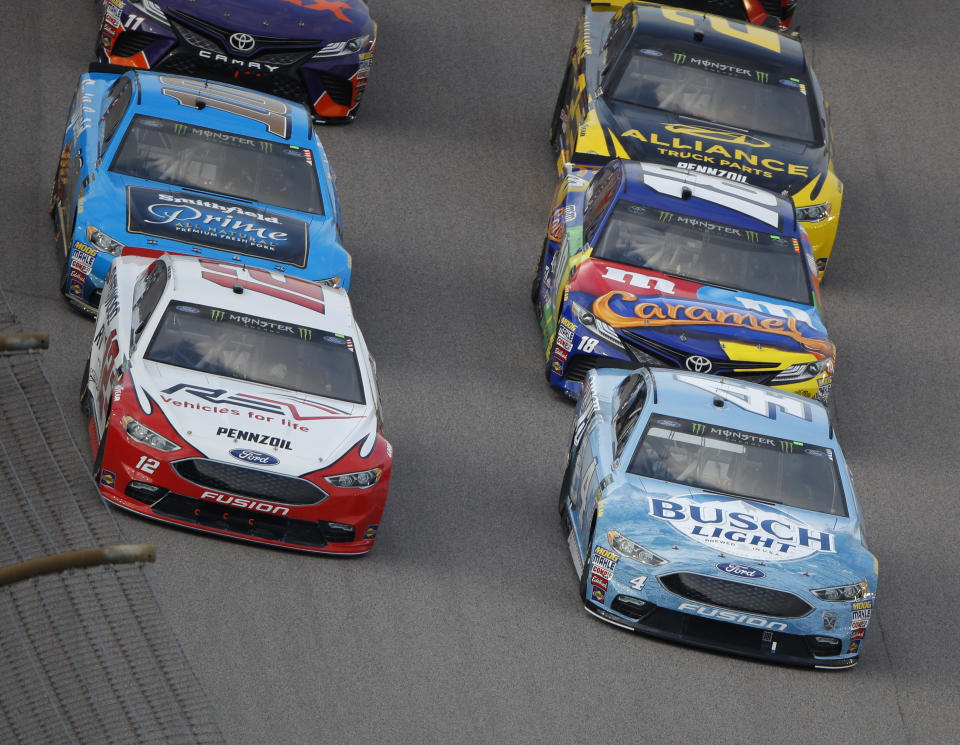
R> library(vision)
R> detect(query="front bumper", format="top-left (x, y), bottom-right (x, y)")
top-left (584, 596), bottom-right (858, 669)
top-left (544, 337), bottom-right (831, 403)
top-left (91, 418), bottom-right (387, 556)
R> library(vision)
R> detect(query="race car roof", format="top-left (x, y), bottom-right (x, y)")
top-left (629, 2), bottom-right (807, 72)
top-left (618, 160), bottom-right (798, 233)
top-left (121, 71), bottom-right (317, 144)
top-left (645, 367), bottom-right (833, 445)
top-left (164, 255), bottom-right (358, 335)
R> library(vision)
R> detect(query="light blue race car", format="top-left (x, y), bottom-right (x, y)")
top-left (51, 66), bottom-right (349, 316)
top-left (560, 367), bottom-right (878, 669)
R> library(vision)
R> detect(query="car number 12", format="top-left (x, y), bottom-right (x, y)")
top-left (135, 456), bottom-right (160, 474)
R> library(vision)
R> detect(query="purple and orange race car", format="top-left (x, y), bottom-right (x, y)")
top-left (96, 0), bottom-right (376, 122)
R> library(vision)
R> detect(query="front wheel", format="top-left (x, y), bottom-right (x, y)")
top-left (531, 239), bottom-right (548, 306)
top-left (578, 516), bottom-right (597, 602)
top-left (79, 356), bottom-right (93, 419)
top-left (558, 453), bottom-right (573, 516)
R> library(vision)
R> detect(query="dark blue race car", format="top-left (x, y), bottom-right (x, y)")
top-left (51, 68), bottom-right (349, 315)
top-left (533, 160), bottom-right (835, 402)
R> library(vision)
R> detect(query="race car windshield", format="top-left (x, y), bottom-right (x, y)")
top-left (593, 202), bottom-right (811, 304)
top-left (144, 302), bottom-right (364, 404)
top-left (628, 416), bottom-right (847, 517)
top-left (606, 48), bottom-right (818, 143)
top-left (111, 116), bottom-right (324, 214)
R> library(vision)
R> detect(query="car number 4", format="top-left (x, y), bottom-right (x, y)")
top-left (135, 456), bottom-right (160, 474)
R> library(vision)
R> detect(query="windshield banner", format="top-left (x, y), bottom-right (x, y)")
top-left (126, 186), bottom-right (308, 267)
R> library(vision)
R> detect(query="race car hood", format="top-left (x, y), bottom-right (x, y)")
top-left (569, 258), bottom-right (833, 360)
top-left (82, 172), bottom-right (347, 281)
top-left (132, 360), bottom-right (373, 476)
top-left (159, 0), bottom-right (373, 40)
top-left (596, 99), bottom-right (825, 198)
top-left (601, 480), bottom-right (874, 589)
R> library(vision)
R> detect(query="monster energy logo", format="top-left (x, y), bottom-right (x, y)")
top-left (174, 123), bottom-right (188, 135)
top-left (780, 441), bottom-right (794, 453)
top-left (298, 327), bottom-right (312, 340)
top-left (756, 71), bottom-right (769, 83)
top-left (744, 230), bottom-right (759, 242)
top-left (692, 423), bottom-right (706, 435)
top-left (658, 211), bottom-right (674, 223)
top-left (211, 309), bottom-right (225, 321)
top-left (259, 141), bottom-right (273, 152)
top-left (673, 53), bottom-right (687, 64)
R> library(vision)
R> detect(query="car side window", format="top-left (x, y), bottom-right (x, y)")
top-left (583, 164), bottom-right (621, 245)
top-left (603, 8), bottom-right (634, 73)
top-left (131, 260), bottom-right (168, 345)
top-left (614, 375), bottom-right (647, 460)
top-left (102, 76), bottom-right (133, 149)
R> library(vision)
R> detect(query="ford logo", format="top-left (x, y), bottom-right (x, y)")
top-left (717, 562), bottom-right (765, 579)
top-left (229, 449), bottom-right (279, 466)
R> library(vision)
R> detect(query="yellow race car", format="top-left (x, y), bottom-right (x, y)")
top-left (550, 2), bottom-right (842, 275)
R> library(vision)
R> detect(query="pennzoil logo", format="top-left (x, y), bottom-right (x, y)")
top-left (664, 124), bottom-right (770, 148)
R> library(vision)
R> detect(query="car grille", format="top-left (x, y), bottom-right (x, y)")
top-left (153, 53), bottom-right (307, 101)
top-left (660, 572), bottom-right (813, 618)
top-left (758, 0), bottom-right (787, 19)
top-left (170, 19), bottom-right (315, 66)
top-left (147, 491), bottom-right (354, 547)
top-left (313, 71), bottom-right (353, 106)
top-left (172, 458), bottom-right (327, 506)
top-left (562, 354), bottom-right (640, 383)
top-left (656, 0), bottom-right (748, 20)
top-left (111, 31), bottom-right (158, 58)
top-left (620, 331), bottom-right (781, 383)
top-left (169, 19), bottom-right (220, 52)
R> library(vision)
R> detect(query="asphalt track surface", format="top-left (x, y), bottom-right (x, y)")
top-left (2, 2), bottom-right (958, 744)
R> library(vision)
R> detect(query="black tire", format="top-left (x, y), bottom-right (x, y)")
top-left (531, 239), bottom-right (548, 306)
top-left (578, 515), bottom-right (597, 603)
top-left (549, 62), bottom-right (574, 150)
top-left (79, 356), bottom-right (92, 418)
top-left (558, 453), bottom-right (573, 516)
top-left (92, 415), bottom-right (109, 479)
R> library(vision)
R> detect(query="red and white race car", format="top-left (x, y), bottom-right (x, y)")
top-left (82, 254), bottom-right (392, 555)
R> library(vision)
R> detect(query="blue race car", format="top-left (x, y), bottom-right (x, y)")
top-left (560, 367), bottom-right (878, 669)
top-left (51, 67), bottom-right (349, 316)
top-left (533, 160), bottom-right (834, 402)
